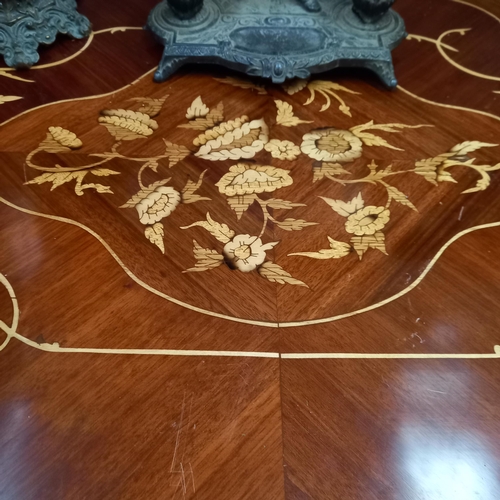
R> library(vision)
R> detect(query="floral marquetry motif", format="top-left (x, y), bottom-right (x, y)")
top-left (216, 164), bottom-right (293, 197)
top-left (3, 71), bottom-right (500, 324)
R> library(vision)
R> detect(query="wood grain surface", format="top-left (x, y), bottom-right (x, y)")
top-left (1, 0), bottom-right (500, 498)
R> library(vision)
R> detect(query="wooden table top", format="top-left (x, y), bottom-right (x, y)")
top-left (1, 0), bottom-right (500, 498)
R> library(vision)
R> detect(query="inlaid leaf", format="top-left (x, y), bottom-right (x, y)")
top-left (355, 132), bottom-right (403, 150)
top-left (214, 77), bottom-right (267, 95)
top-left (462, 177), bottom-right (490, 194)
top-left (265, 199), bottom-right (306, 210)
top-left (350, 121), bottom-right (431, 151)
top-left (181, 170), bottom-right (211, 204)
top-left (90, 168), bottom-right (121, 177)
top-left (351, 232), bottom-right (387, 260)
top-left (275, 100), bottom-right (312, 127)
top-left (0, 95), bottom-right (22, 105)
top-left (163, 140), bottom-right (190, 167)
top-left (39, 126), bottom-right (83, 152)
top-left (184, 240), bottom-right (224, 272)
top-left (186, 96), bottom-right (210, 119)
top-left (227, 194), bottom-right (257, 220)
top-left (25, 171), bottom-right (85, 190)
top-left (384, 183), bottom-right (417, 211)
top-left (367, 160), bottom-right (393, 178)
top-left (129, 95), bottom-right (169, 117)
top-left (289, 237), bottom-right (351, 260)
top-left (74, 183), bottom-right (114, 196)
top-left (99, 109), bottom-right (158, 141)
top-left (461, 163), bottom-right (500, 194)
top-left (313, 163), bottom-right (350, 183)
top-left (258, 262), bottom-right (308, 287)
top-left (275, 218), bottom-right (318, 231)
top-left (145, 223), bottom-right (165, 253)
top-left (414, 156), bottom-right (444, 185)
top-left (181, 212), bottom-right (235, 243)
top-left (179, 102), bottom-right (224, 130)
top-left (319, 193), bottom-right (364, 217)
top-left (26, 168), bottom-right (118, 196)
top-left (120, 178), bottom-right (171, 208)
top-left (282, 79), bottom-right (308, 95)
top-left (194, 117), bottom-right (269, 161)
top-left (451, 141), bottom-right (498, 156)
top-left (305, 81), bottom-right (360, 114)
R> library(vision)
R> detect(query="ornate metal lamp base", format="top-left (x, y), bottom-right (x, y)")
top-left (147, 0), bottom-right (406, 87)
top-left (0, 0), bottom-right (91, 68)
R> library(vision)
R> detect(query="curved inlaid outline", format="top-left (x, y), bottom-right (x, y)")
top-left (408, 28), bottom-right (500, 84)
top-left (452, 0), bottom-right (500, 24)
top-left (397, 84), bottom-right (500, 123)
top-left (1, 70), bottom-right (500, 327)
top-left (407, 2), bottom-right (500, 87)
top-left (2, 196), bottom-right (500, 329)
top-left (0, 67), bottom-right (156, 129)
top-left (0, 197), bottom-right (278, 328)
top-left (0, 27), bottom-right (144, 83)
top-left (2, 272), bottom-right (499, 360)
top-left (0, 274), bottom-right (277, 358)
top-left (435, 29), bottom-right (500, 82)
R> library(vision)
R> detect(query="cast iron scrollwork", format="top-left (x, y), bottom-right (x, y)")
top-left (0, 0), bottom-right (91, 68)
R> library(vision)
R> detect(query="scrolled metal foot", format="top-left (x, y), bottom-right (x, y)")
top-left (364, 59), bottom-right (398, 88)
top-left (154, 54), bottom-right (189, 82)
top-left (0, 0), bottom-right (91, 68)
top-left (147, 0), bottom-right (406, 87)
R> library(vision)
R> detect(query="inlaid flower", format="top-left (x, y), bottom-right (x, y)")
top-left (301, 128), bottom-right (363, 163)
top-left (344, 206), bottom-right (390, 236)
top-left (265, 140), bottom-right (301, 161)
top-left (223, 234), bottom-right (278, 272)
top-left (135, 186), bottom-right (181, 225)
top-left (216, 163), bottom-right (293, 197)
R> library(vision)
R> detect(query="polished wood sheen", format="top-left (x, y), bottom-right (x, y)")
top-left (1, 0), bottom-right (500, 498)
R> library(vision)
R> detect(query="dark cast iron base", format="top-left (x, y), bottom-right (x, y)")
top-left (146, 0), bottom-right (406, 88)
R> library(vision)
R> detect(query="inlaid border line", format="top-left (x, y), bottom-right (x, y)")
top-left (2, 266), bottom-right (499, 360)
top-left (0, 27), bottom-right (145, 83)
top-left (452, 0), bottom-right (500, 24)
top-left (0, 197), bottom-right (279, 328)
top-left (1, 196), bottom-right (500, 328)
top-left (0, 66), bottom-right (156, 129)
top-left (397, 85), bottom-right (500, 123)
top-left (282, 348), bottom-right (500, 359)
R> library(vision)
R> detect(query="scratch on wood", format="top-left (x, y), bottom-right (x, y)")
top-left (180, 462), bottom-right (187, 495)
top-left (189, 462), bottom-right (196, 493)
top-left (171, 391), bottom-right (187, 473)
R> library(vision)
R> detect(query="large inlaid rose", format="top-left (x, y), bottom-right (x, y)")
top-left (345, 206), bottom-right (390, 236)
top-left (301, 128), bottom-right (363, 163)
top-left (136, 186), bottom-right (181, 225)
top-left (216, 163), bottom-right (293, 197)
top-left (223, 234), bottom-right (278, 272)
